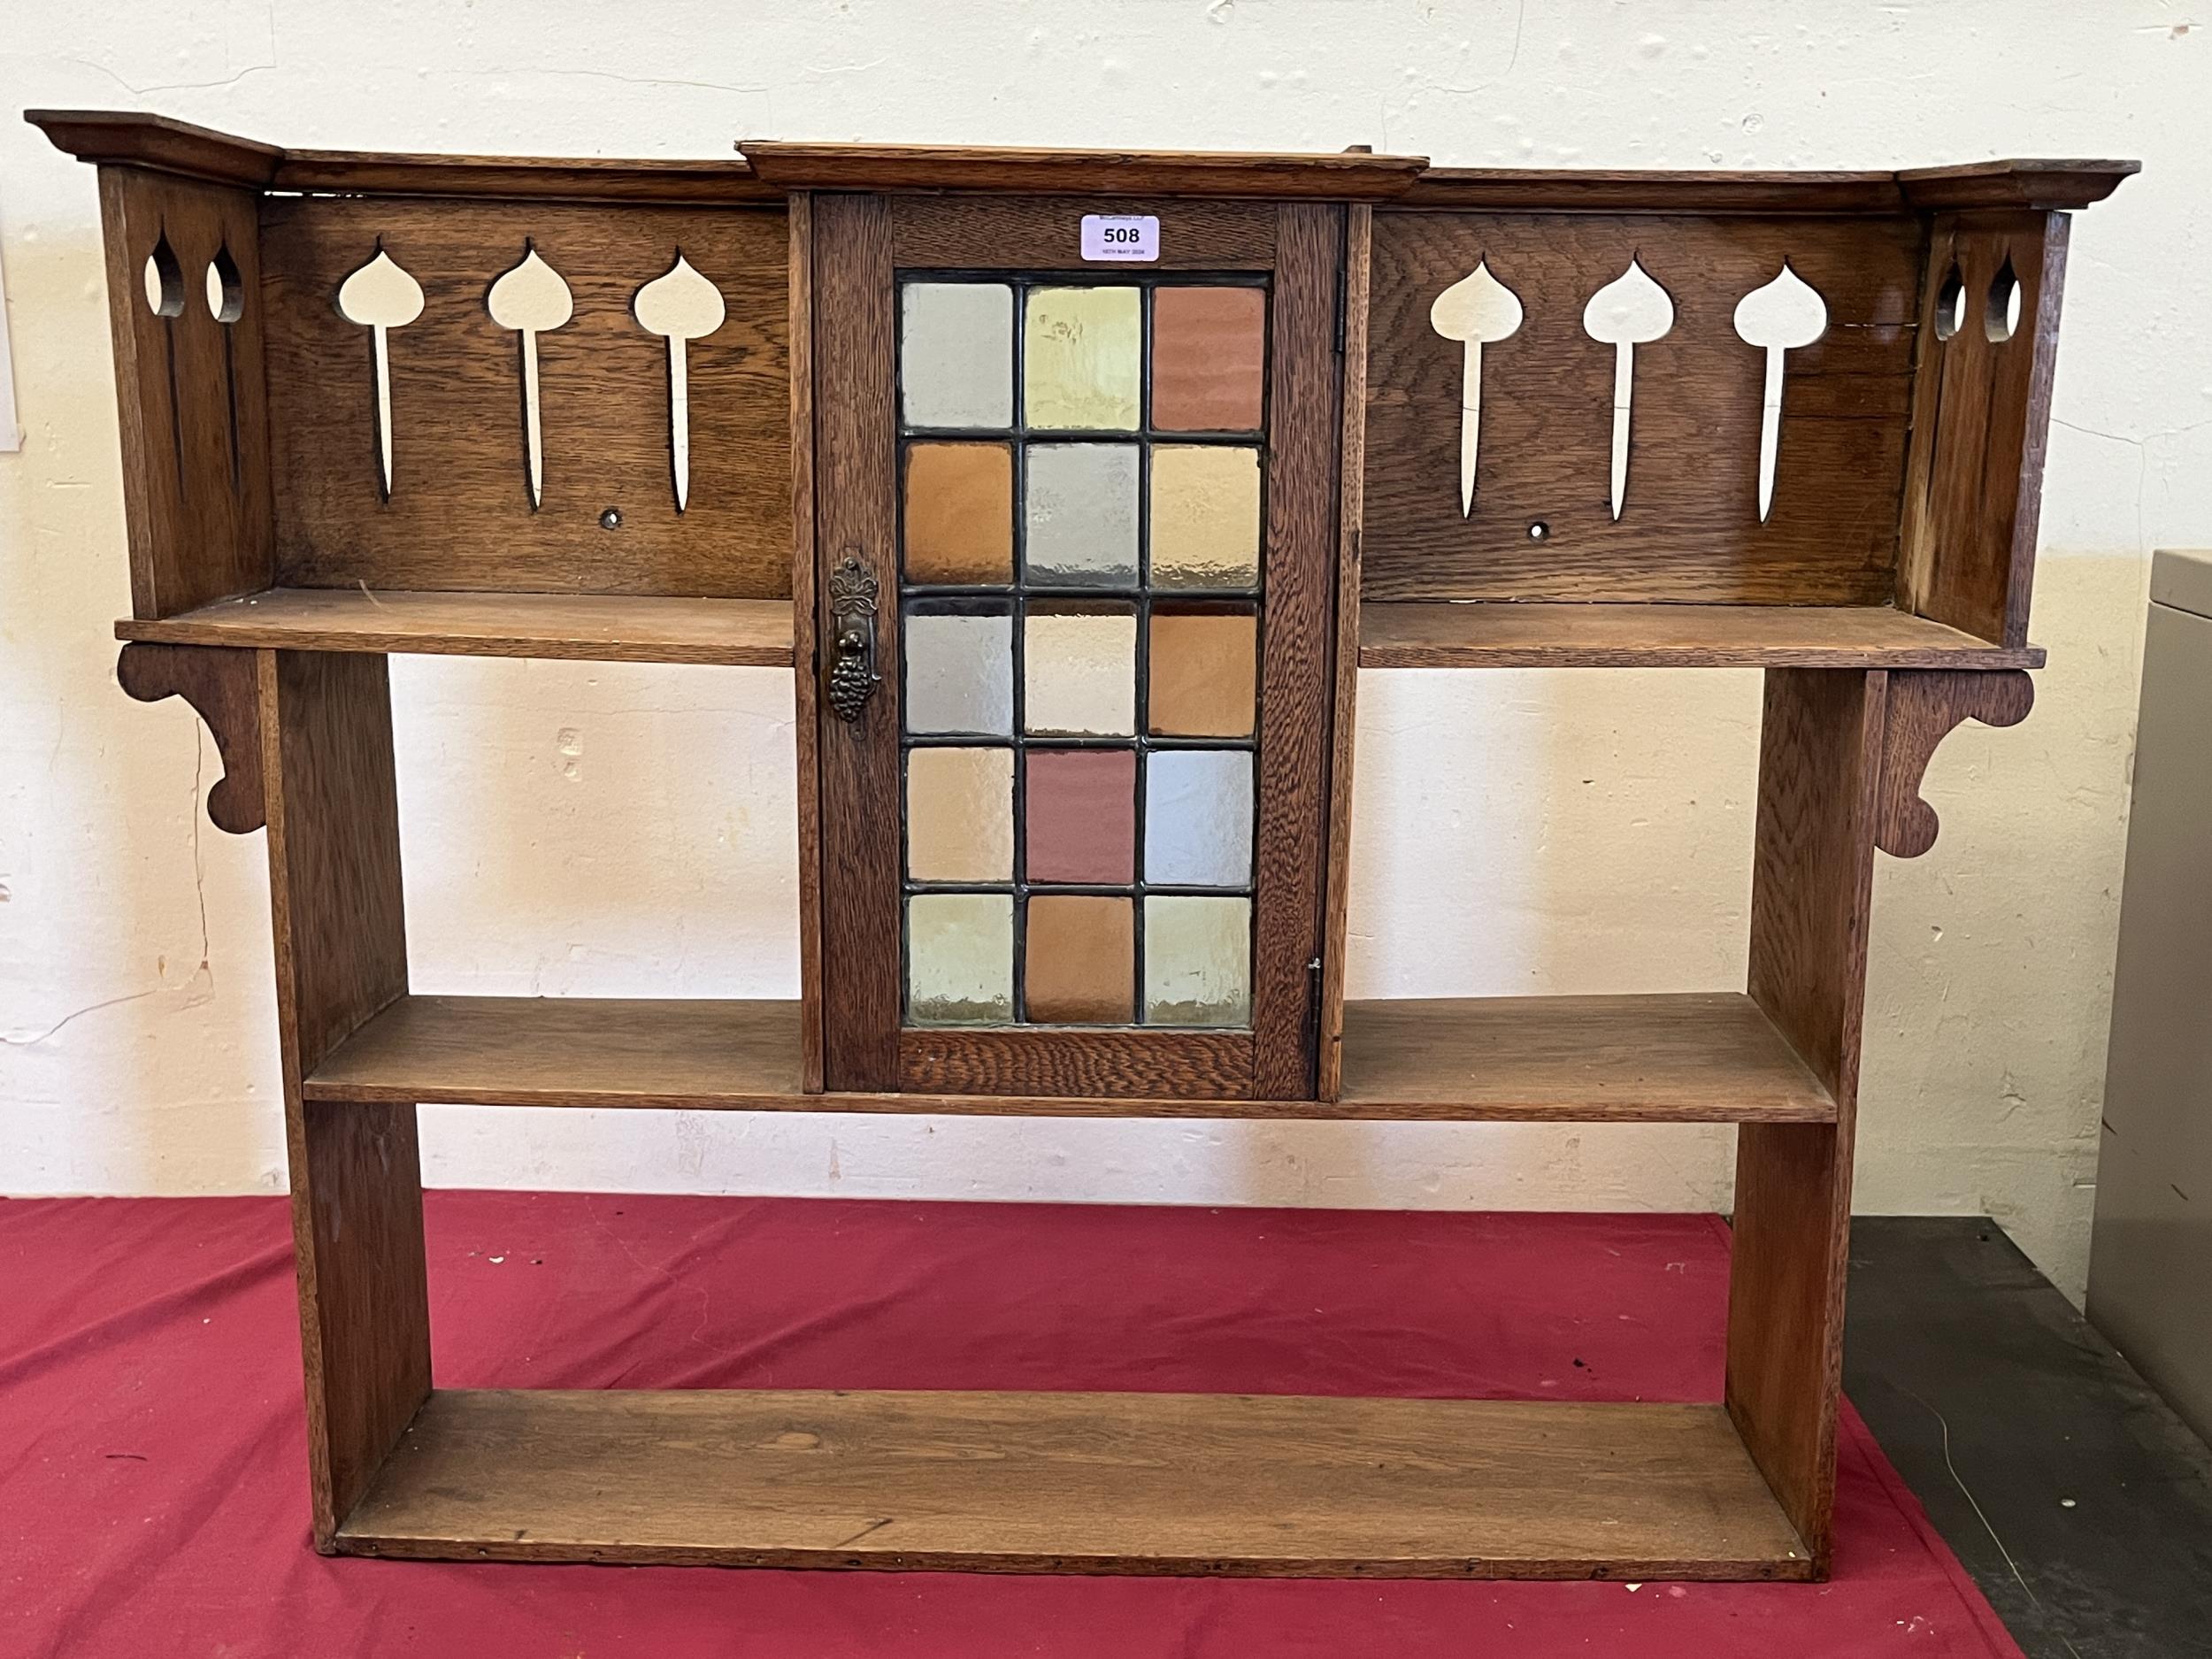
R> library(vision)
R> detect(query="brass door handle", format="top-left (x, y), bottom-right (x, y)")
top-left (826, 556), bottom-right (882, 722)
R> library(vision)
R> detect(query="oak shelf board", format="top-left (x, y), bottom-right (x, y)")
top-left (306, 992), bottom-right (1832, 1124)
top-left (115, 588), bottom-right (795, 666)
top-left (1359, 601), bottom-right (2047, 671)
top-left (1340, 994), bottom-right (1836, 1123)
top-left (334, 1387), bottom-right (1813, 1578)
top-left (305, 996), bottom-right (807, 1110)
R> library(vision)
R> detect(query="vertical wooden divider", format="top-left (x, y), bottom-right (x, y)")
top-left (1316, 204), bottom-right (1370, 1102)
top-left (259, 648), bottom-right (429, 1546)
top-left (1729, 666), bottom-right (1888, 1570)
top-left (787, 192), bottom-right (826, 1093)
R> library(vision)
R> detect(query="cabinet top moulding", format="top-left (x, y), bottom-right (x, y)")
top-left (1399, 157), bottom-right (2137, 213)
top-left (27, 108), bottom-right (782, 204)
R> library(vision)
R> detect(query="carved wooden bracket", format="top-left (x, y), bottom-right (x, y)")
top-left (1874, 668), bottom-right (2034, 858)
top-left (118, 642), bottom-right (265, 834)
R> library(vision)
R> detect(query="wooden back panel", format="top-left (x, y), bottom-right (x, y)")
top-left (96, 166), bottom-right (276, 616)
top-left (260, 196), bottom-right (792, 599)
top-left (1362, 211), bottom-right (1922, 605)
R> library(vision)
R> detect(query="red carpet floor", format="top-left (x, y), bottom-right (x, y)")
top-left (0, 1193), bottom-right (2021, 1657)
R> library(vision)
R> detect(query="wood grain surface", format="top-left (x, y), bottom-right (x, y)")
top-left (1358, 601), bottom-right (2046, 669)
top-left (337, 1388), bottom-right (1811, 1578)
top-left (890, 196), bottom-right (1277, 271)
top-left (116, 642), bottom-right (265, 832)
top-left (1873, 668), bottom-right (2036, 858)
top-left (300, 993), bottom-right (1839, 1124)
top-left (96, 166), bottom-right (274, 617)
top-left (1317, 204), bottom-right (1371, 1101)
top-left (741, 142), bottom-right (1426, 201)
top-left (1728, 666), bottom-right (1887, 1573)
top-left (1363, 211), bottom-right (1922, 603)
top-left (1897, 211), bottom-right (2070, 646)
top-left (260, 195), bottom-right (790, 598)
top-left (1340, 994), bottom-right (1834, 1122)
top-left (117, 587), bottom-right (795, 665)
top-left (259, 649), bottom-right (428, 1547)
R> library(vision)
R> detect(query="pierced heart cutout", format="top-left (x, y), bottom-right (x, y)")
top-left (1733, 263), bottom-right (1829, 522)
top-left (487, 247), bottom-right (575, 510)
top-left (336, 248), bottom-right (426, 501)
top-left (1582, 259), bottom-right (1675, 520)
top-left (1429, 260), bottom-right (1523, 517)
top-left (634, 255), bottom-right (726, 512)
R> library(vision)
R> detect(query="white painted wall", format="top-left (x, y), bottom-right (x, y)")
top-left (1, 3), bottom-right (2199, 1303)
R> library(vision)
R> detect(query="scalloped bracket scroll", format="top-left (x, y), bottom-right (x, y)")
top-left (1874, 668), bottom-right (2034, 859)
top-left (118, 643), bottom-right (265, 834)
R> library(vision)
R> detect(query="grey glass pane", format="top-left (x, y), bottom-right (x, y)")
top-left (905, 608), bottom-right (1013, 736)
top-left (908, 893), bottom-right (1014, 1025)
top-left (1143, 895), bottom-right (1251, 1026)
top-left (901, 282), bottom-right (1014, 429)
top-left (1143, 749), bottom-right (1253, 886)
top-left (1025, 443), bottom-right (1139, 587)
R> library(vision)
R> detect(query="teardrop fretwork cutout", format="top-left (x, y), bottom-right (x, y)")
top-left (335, 247), bottom-right (426, 501)
top-left (204, 247), bottom-right (244, 323)
top-left (1985, 257), bottom-right (2022, 342)
top-left (1932, 264), bottom-right (1966, 341)
top-left (1429, 260), bottom-right (1523, 518)
top-left (486, 246), bottom-right (575, 510)
top-left (1732, 263), bottom-right (1829, 523)
top-left (633, 254), bottom-right (726, 512)
top-left (142, 235), bottom-right (184, 318)
top-left (1582, 257), bottom-right (1675, 520)
top-left (205, 245), bottom-right (248, 494)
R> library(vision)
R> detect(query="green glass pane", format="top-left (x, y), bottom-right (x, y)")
top-left (1143, 895), bottom-right (1251, 1027)
top-left (908, 893), bottom-right (1014, 1025)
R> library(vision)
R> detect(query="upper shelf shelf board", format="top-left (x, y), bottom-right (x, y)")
top-left (28, 110), bottom-right (2134, 211)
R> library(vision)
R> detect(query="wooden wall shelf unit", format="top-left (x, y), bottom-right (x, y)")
top-left (35, 105), bottom-right (2131, 1582)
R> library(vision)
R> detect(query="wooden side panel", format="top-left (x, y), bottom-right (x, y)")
top-left (1363, 211), bottom-right (1921, 603)
top-left (811, 195), bottom-right (902, 1093)
top-left (1897, 211), bottom-right (2071, 647)
top-left (1730, 667), bottom-right (1886, 1571)
top-left (1317, 204), bottom-right (1370, 1102)
top-left (787, 193), bottom-right (826, 1093)
top-left (1248, 201), bottom-right (1344, 1099)
top-left (260, 649), bottom-right (429, 1545)
top-left (95, 165), bottom-right (274, 617)
top-left (259, 196), bottom-right (790, 598)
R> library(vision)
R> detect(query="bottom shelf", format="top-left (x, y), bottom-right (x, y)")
top-left (336, 1387), bottom-right (1812, 1578)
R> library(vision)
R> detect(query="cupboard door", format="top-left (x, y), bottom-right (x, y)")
top-left (813, 194), bottom-right (1340, 1100)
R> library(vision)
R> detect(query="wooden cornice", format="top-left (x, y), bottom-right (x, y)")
top-left (28, 110), bottom-right (2137, 215)
top-left (736, 140), bottom-right (1431, 200)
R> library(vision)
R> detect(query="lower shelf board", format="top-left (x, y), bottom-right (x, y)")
top-left (304, 991), bottom-right (1832, 1123)
top-left (335, 1388), bottom-right (1814, 1578)
top-left (116, 587), bottom-right (795, 666)
top-left (1359, 600), bottom-right (2046, 670)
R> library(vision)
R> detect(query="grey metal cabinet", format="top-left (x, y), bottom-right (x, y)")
top-left (2089, 548), bottom-right (2212, 1446)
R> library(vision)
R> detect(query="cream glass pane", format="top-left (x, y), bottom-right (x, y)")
top-left (1025, 443), bottom-right (1139, 586)
top-left (1024, 608), bottom-right (1136, 736)
top-left (1143, 895), bottom-right (1251, 1027)
top-left (908, 894), bottom-right (1014, 1025)
top-left (1150, 445), bottom-right (1261, 589)
top-left (1143, 749), bottom-right (1253, 887)
top-left (907, 747), bottom-right (1013, 882)
top-left (1025, 287), bottom-right (1141, 431)
top-left (904, 607), bottom-right (1013, 736)
top-left (902, 282), bottom-right (1014, 429)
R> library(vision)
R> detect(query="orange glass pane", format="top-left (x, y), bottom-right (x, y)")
top-left (1025, 895), bottom-right (1135, 1024)
top-left (1148, 610), bottom-right (1256, 737)
top-left (903, 442), bottom-right (1013, 584)
top-left (1151, 287), bottom-right (1265, 432)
